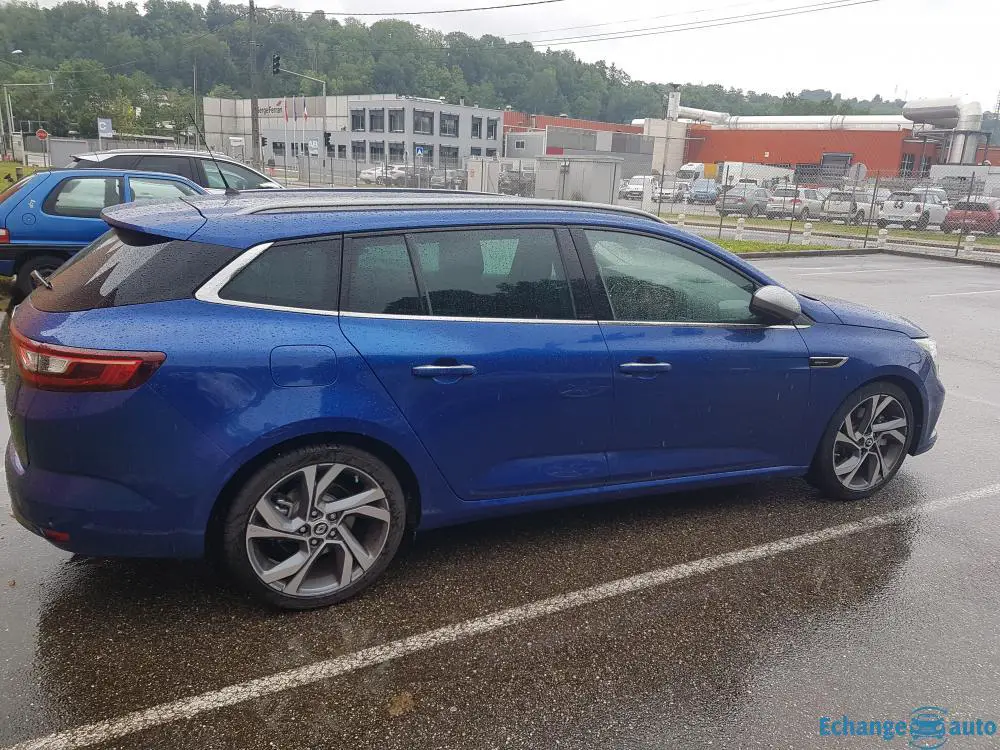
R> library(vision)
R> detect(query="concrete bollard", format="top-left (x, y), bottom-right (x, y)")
top-left (802, 222), bottom-right (813, 246)
top-left (963, 234), bottom-right (976, 253)
top-left (876, 228), bottom-right (888, 249)
top-left (735, 217), bottom-right (745, 241)
top-left (677, 213), bottom-right (685, 228)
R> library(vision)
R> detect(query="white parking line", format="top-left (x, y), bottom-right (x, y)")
top-left (949, 391), bottom-right (1000, 410)
top-left (796, 266), bottom-right (953, 276)
top-left (6, 481), bottom-right (1000, 750)
top-left (926, 288), bottom-right (1000, 298)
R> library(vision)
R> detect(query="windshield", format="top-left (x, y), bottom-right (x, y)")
top-left (677, 169), bottom-right (698, 179)
top-left (826, 192), bottom-right (853, 202)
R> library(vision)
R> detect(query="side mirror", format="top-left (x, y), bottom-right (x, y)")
top-left (750, 285), bottom-right (802, 323)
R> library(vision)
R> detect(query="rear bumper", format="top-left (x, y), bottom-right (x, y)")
top-left (7, 440), bottom-right (206, 558)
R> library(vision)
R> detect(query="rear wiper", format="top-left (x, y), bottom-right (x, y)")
top-left (30, 270), bottom-right (53, 290)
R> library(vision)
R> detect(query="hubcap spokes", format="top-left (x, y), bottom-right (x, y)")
top-left (245, 463), bottom-right (391, 597)
top-left (832, 395), bottom-right (908, 491)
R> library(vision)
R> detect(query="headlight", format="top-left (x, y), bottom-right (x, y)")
top-left (914, 337), bottom-right (938, 368)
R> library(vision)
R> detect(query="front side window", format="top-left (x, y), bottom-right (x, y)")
top-left (440, 113), bottom-right (459, 137)
top-left (43, 177), bottom-right (122, 218)
top-left (136, 155), bottom-right (194, 180)
top-left (129, 177), bottom-right (200, 202)
top-left (413, 110), bottom-right (434, 135)
top-left (220, 239), bottom-right (341, 311)
top-left (583, 229), bottom-right (758, 324)
top-left (409, 228), bottom-right (574, 320)
top-left (202, 161), bottom-right (272, 190)
top-left (342, 236), bottom-right (423, 316)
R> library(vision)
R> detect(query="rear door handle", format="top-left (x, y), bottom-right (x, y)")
top-left (619, 361), bottom-right (672, 374)
top-left (412, 364), bottom-right (477, 378)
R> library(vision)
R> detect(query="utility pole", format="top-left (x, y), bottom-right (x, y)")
top-left (248, 0), bottom-right (262, 168)
top-left (192, 62), bottom-right (200, 150)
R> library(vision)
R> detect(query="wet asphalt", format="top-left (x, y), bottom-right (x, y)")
top-left (2, 253), bottom-right (1000, 749)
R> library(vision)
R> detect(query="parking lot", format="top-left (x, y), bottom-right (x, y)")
top-left (2, 252), bottom-right (1000, 749)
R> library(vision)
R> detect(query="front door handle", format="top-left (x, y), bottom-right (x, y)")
top-left (412, 364), bottom-right (477, 378)
top-left (619, 361), bottom-right (672, 374)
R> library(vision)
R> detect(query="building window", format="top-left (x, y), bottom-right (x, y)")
top-left (370, 141), bottom-right (385, 163)
top-left (899, 153), bottom-right (915, 176)
top-left (414, 143), bottom-right (433, 163)
top-left (272, 141), bottom-right (285, 156)
top-left (351, 110), bottom-right (365, 132)
top-left (919, 156), bottom-right (932, 178)
top-left (472, 117), bottom-right (483, 139)
top-left (514, 139), bottom-right (526, 150)
top-left (486, 118), bottom-right (498, 140)
top-left (369, 108), bottom-right (385, 132)
top-left (486, 148), bottom-right (497, 158)
top-left (338, 144), bottom-right (347, 159)
top-left (440, 113), bottom-right (459, 138)
top-left (413, 110), bottom-right (434, 135)
top-left (440, 146), bottom-right (460, 167)
top-left (352, 140), bottom-right (366, 161)
top-left (470, 147), bottom-right (482, 157)
top-left (389, 142), bottom-right (406, 163)
top-left (388, 108), bottom-right (405, 133)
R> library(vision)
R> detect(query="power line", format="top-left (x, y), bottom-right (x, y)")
top-left (272, 0), bottom-right (567, 16)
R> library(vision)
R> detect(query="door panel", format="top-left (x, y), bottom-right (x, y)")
top-left (338, 229), bottom-right (613, 500)
top-left (574, 227), bottom-right (811, 482)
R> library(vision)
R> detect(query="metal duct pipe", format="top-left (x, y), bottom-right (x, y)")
top-left (725, 115), bottom-right (910, 131)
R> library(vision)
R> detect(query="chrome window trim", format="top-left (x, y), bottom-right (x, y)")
top-left (599, 320), bottom-right (798, 330)
top-left (195, 241), bottom-right (339, 318)
top-left (340, 311), bottom-right (597, 325)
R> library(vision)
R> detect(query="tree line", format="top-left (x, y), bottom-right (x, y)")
top-left (0, 0), bottom-right (912, 138)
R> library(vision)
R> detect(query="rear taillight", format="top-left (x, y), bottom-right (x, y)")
top-left (790, 199), bottom-right (801, 205)
top-left (0, 228), bottom-right (9, 244)
top-left (10, 327), bottom-right (165, 392)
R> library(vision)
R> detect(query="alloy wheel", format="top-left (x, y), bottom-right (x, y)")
top-left (832, 394), bottom-right (908, 492)
top-left (245, 463), bottom-right (391, 598)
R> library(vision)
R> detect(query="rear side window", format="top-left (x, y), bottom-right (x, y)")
top-left (129, 177), bottom-right (200, 201)
top-left (43, 177), bottom-right (122, 218)
top-left (342, 235), bottom-right (423, 315)
top-left (409, 228), bottom-right (574, 320)
top-left (0, 173), bottom-right (38, 204)
top-left (136, 155), bottom-right (194, 181)
top-left (31, 229), bottom-right (241, 312)
top-left (220, 239), bottom-right (340, 311)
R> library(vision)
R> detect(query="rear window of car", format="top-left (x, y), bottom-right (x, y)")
top-left (826, 192), bottom-right (853, 201)
top-left (954, 201), bottom-right (991, 211)
top-left (219, 239), bottom-right (341, 311)
top-left (0, 173), bottom-right (38, 205)
top-left (31, 229), bottom-right (242, 312)
top-left (888, 192), bottom-right (916, 202)
top-left (773, 188), bottom-right (798, 198)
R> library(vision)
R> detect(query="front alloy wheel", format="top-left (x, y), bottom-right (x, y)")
top-left (809, 382), bottom-right (914, 500)
top-left (223, 445), bottom-right (406, 608)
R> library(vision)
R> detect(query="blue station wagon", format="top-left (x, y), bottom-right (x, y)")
top-left (7, 191), bottom-right (944, 609)
top-left (0, 168), bottom-right (204, 298)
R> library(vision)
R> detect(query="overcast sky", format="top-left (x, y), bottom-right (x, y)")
top-left (273, 0), bottom-right (997, 108)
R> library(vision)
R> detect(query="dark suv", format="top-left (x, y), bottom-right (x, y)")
top-left (70, 149), bottom-right (282, 192)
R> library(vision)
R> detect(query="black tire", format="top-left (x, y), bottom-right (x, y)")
top-left (800, 208), bottom-right (810, 221)
top-left (854, 209), bottom-right (865, 225)
top-left (221, 443), bottom-right (408, 609)
top-left (942, 225), bottom-right (953, 234)
top-left (903, 220), bottom-right (913, 230)
top-left (748, 205), bottom-right (760, 218)
top-left (916, 212), bottom-right (930, 230)
top-left (15, 254), bottom-right (65, 300)
top-left (718, 211), bottom-right (728, 217)
top-left (877, 219), bottom-right (888, 228)
top-left (807, 381), bottom-right (915, 501)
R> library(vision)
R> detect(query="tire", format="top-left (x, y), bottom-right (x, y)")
top-left (854, 210), bottom-right (865, 225)
top-left (800, 208), bottom-right (810, 221)
top-left (15, 254), bottom-right (66, 301)
top-left (942, 225), bottom-right (953, 234)
top-left (903, 220), bottom-right (913, 230)
top-left (877, 219), bottom-right (888, 228)
top-left (749, 205), bottom-right (761, 218)
top-left (807, 381), bottom-right (915, 501)
top-left (916, 213), bottom-right (930, 230)
top-left (221, 443), bottom-right (407, 609)
top-left (718, 211), bottom-right (728, 217)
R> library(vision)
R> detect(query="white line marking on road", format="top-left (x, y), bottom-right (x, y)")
top-left (6, 482), bottom-right (1000, 750)
top-left (797, 266), bottom-right (953, 276)
top-left (949, 391), bottom-right (1000, 410)
top-left (926, 288), bottom-right (1000, 298)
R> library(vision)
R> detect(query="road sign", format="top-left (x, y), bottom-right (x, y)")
top-left (97, 118), bottom-right (113, 138)
top-left (35, 128), bottom-right (48, 141)
top-left (308, 139), bottom-right (319, 157)
top-left (415, 146), bottom-right (424, 158)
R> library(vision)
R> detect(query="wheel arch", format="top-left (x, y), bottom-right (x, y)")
top-left (205, 430), bottom-right (423, 557)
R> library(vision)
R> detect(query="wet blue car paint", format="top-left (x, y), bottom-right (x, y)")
top-left (0, 169), bottom-right (205, 275)
top-left (6, 198), bottom-right (944, 558)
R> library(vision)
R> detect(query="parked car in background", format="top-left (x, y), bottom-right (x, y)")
top-left (430, 169), bottom-right (468, 190)
top-left (617, 178), bottom-right (630, 199)
top-left (822, 189), bottom-right (885, 224)
top-left (716, 184), bottom-right (770, 217)
top-left (0, 168), bottom-right (204, 298)
top-left (911, 185), bottom-right (950, 209)
top-left (878, 190), bottom-right (948, 229)
top-left (766, 187), bottom-right (824, 220)
top-left (941, 197), bottom-right (1000, 234)
top-left (622, 175), bottom-right (659, 200)
top-left (358, 164), bottom-right (390, 184)
top-left (8, 191), bottom-right (943, 609)
top-left (689, 179), bottom-right (721, 204)
top-left (70, 149), bottom-right (282, 192)
top-left (654, 181), bottom-right (689, 203)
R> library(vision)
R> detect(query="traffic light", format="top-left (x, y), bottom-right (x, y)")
top-left (324, 132), bottom-right (331, 148)
top-left (261, 136), bottom-right (268, 147)
top-left (271, 54), bottom-right (280, 75)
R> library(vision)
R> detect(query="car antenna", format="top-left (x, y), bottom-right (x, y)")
top-left (188, 114), bottom-right (239, 197)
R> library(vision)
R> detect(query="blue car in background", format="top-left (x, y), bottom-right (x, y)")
top-left (0, 168), bottom-right (204, 298)
top-left (689, 178), bottom-right (721, 203)
top-left (6, 191), bottom-right (943, 609)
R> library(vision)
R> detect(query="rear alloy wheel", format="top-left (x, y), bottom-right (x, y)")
top-left (808, 382), bottom-right (914, 501)
top-left (877, 219), bottom-right (888, 228)
top-left (800, 208), bottom-right (810, 221)
top-left (854, 209), bottom-right (865, 225)
top-left (15, 254), bottom-right (65, 301)
top-left (749, 205), bottom-right (761, 218)
top-left (916, 212), bottom-right (930, 230)
top-left (222, 444), bottom-right (407, 609)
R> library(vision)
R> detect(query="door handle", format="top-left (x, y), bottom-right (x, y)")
top-left (619, 361), bottom-right (672, 374)
top-left (412, 364), bottom-right (477, 378)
